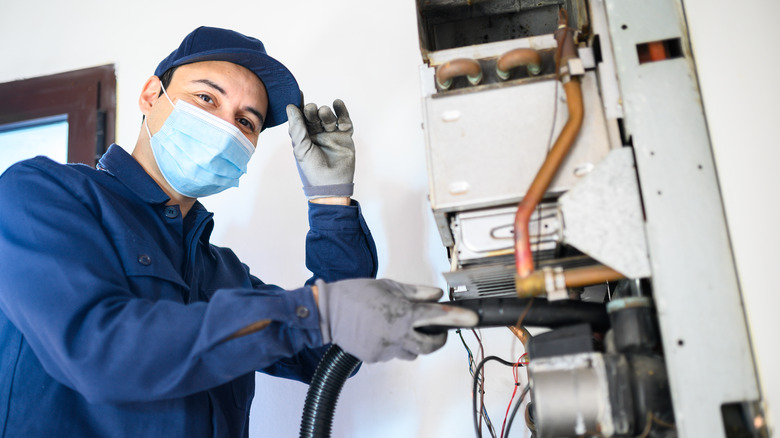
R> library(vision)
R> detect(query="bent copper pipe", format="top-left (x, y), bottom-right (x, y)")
top-left (496, 48), bottom-right (542, 80)
top-left (513, 79), bottom-right (583, 278)
top-left (508, 324), bottom-right (532, 381)
top-left (513, 8), bottom-right (583, 279)
top-left (508, 325), bottom-right (532, 348)
top-left (435, 58), bottom-right (483, 90)
top-left (515, 265), bottom-right (625, 298)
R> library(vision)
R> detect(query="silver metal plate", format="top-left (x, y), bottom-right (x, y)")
top-left (606, 0), bottom-right (761, 436)
top-left (453, 203), bottom-right (561, 264)
top-left (423, 70), bottom-right (612, 212)
top-left (559, 148), bottom-right (652, 278)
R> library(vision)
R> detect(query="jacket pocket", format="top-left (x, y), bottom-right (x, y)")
top-left (114, 237), bottom-right (190, 300)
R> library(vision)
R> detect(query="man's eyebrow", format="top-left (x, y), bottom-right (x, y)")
top-left (192, 78), bottom-right (226, 96)
top-left (245, 106), bottom-right (265, 128)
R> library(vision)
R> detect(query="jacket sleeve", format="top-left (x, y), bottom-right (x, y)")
top-left (0, 161), bottom-right (324, 403)
top-left (259, 200), bottom-right (378, 382)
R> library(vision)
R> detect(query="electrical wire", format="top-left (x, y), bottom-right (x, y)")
top-left (504, 384), bottom-right (531, 438)
top-left (472, 356), bottom-right (524, 438)
top-left (458, 330), bottom-right (496, 438)
top-left (515, 297), bottom-right (535, 329)
top-left (499, 356), bottom-right (524, 438)
top-left (472, 330), bottom-right (497, 438)
top-left (636, 412), bottom-right (677, 438)
top-left (457, 329), bottom-right (477, 373)
top-left (636, 412), bottom-right (653, 438)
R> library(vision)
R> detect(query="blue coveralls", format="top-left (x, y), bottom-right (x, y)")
top-left (0, 145), bottom-right (378, 437)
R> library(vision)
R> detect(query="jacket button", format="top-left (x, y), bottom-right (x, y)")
top-left (164, 206), bottom-right (179, 219)
top-left (295, 306), bottom-right (310, 319)
top-left (138, 254), bottom-right (152, 266)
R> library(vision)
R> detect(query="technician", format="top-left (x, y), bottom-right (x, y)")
top-left (0, 26), bottom-right (475, 436)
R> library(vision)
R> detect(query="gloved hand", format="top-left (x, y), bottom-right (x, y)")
top-left (286, 100), bottom-right (355, 199)
top-left (315, 278), bottom-right (479, 363)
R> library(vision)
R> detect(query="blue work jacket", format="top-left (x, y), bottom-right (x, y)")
top-left (0, 145), bottom-right (378, 437)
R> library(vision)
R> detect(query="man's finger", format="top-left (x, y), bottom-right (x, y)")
top-left (333, 99), bottom-right (352, 132)
top-left (318, 106), bottom-right (337, 132)
top-left (303, 103), bottom-right (323, 134)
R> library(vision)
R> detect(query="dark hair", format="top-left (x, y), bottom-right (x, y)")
top-left (158, 66), bottom-right (179, 96)
top-left (142, 66), bottom-right (179, 123)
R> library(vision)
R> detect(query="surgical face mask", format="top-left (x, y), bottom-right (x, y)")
top-left (144, 84), bottom-right (255, 198)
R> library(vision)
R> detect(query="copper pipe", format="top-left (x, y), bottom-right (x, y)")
top-left (513, 79), bottom-right (584, 278)
top-left (508, 325), bottom-right (532, 348)
top-left (554, 9), bottom-right (578, 77)
top-left (513, 8), bottom-right (583, 279)
top-left (515, 265), bottom-right (625, 298)
top-left (435, 58), bottom-right (483, 90)
top-left (648, 41), bottom-right (667, 62)
top-left (564, 265), bottom-right (624, 287)
top-left (508, 324), bottom-right (532, 383)
top-left (496, 48), bottom-right (542, 80)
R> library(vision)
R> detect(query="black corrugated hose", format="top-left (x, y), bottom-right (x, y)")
top-left (299, 345), bottom-right (361, 438)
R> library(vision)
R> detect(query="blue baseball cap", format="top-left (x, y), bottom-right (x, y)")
top-left (154, 26), bottom-right (301, 130)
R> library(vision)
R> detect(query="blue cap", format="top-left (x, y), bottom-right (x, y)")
top-left (154, 26), bottom-right (300, 130)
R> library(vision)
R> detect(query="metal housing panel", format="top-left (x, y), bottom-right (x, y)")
top-left (559, 148), bottom-right (651, 278)
top-left (423, 71), bottom-right (611, 212)
top-left (605, 0), bottom-right (761, 436)
top-left (453, 204), bottom-right (561, 263)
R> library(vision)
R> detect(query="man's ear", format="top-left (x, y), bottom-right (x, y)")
top-left (138, 76), bottom-right (162, 118)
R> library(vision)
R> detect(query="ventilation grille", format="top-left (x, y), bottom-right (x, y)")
top-left (445, 256), bottom-right (596, 300)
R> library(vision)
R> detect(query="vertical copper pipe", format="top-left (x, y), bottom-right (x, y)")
top-left (513, 8), bottom-right (583, 278)
top-left (553, 9), bottom-right (578, 75)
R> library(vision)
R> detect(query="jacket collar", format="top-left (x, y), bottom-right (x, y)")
top-left (97, 144), bottom-right (171, 204)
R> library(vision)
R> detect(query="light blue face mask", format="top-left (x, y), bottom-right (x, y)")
top-left (145, 84), bottom-right (256, 198)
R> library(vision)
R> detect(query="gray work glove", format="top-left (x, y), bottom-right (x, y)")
top-left (286, 100), bottom-right (355, 199)
top-left (316, 278), bottom-right (479, 363)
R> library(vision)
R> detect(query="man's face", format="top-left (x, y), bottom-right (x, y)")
top-left (146, 60), bottom-right (269, 146)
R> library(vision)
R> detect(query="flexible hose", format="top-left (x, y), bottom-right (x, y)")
top-left (299, 345), bottom-right (361, 438)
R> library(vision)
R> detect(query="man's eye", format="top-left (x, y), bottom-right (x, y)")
top-left (198, 94), bottom-right (214, 104)
top-left (238, 118), bottom-right (255, 132)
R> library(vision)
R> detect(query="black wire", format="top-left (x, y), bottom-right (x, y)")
top-left (504, 384), bottom-right (531, 438)
top-left (472, 356), bottom-right (523, 438)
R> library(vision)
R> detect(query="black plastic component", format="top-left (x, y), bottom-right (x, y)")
top-left (629, 355), bottom-right (675, 435)
top-left (610, 304), bottom-right (659, 354)
top-left (299, 345), bottom-right (361, 438)
top-left (605, 354), bottom-right (635, 435)
top-left (419, 296), bottom-right (610, 334)
top-left (527, 323), bottom-right (594, 360)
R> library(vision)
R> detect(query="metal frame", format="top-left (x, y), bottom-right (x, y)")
top-left (602, 0), bottom-right (761, 435)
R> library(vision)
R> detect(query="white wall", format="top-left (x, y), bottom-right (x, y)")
top-left (0, 0), bottom-right (776, 436)
top-left (683, 0), bottom-right (780, 431)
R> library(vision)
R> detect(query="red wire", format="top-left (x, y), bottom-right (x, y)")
top-left (500, 357), bottom-right (523, 438)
